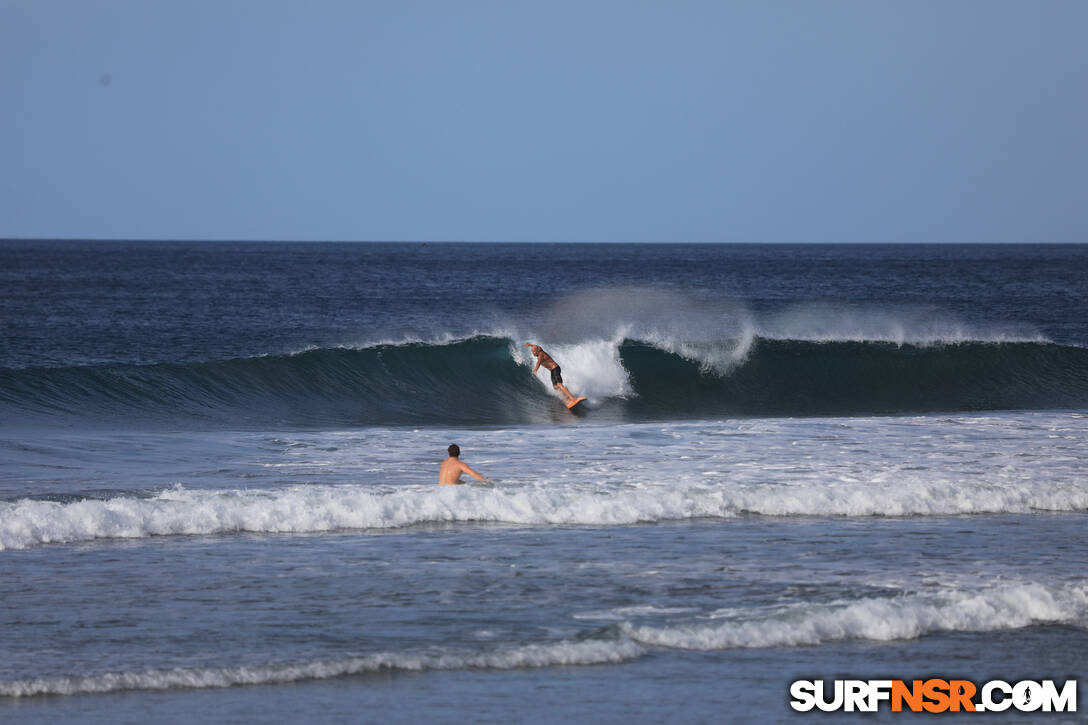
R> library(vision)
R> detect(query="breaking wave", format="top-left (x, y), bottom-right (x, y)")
top-left (0, 639), bottom-right (647, 698)
top-left (3, 580), bottom-right (1083, 697)
top-left (3, 478), bottom-right (1087, 551)
top-left (620, 581), bottom-right (1088, 649)
top-left (2, 334), bottom-right (1087, 429)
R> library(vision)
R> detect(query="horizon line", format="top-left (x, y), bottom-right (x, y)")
top-left (1, 238), bottom-right (1081, 245)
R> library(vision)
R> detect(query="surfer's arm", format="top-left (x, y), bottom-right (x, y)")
top-left (460, 462), bottom-right (488, 482)
top-left (525, 343), bottom-right (544, 373)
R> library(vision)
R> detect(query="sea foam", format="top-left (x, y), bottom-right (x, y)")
top-left (620, 581), bottom-right (1088, 650)
top-left (3, 476), bottom-right (1087, 551)
top-left (0, 639), bottom-right (647, 697)
top-left (2, 580), bottom-right (1082, 697)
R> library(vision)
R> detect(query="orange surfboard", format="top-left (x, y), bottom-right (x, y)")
top-left (566, 396), bottom-right (587, 410)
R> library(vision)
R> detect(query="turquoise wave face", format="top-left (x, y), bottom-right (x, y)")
top-left (3, 336), bottom-right (1088, 430)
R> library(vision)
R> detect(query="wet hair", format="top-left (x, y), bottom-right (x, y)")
top-left (447, 444), bottom-right (460, 458)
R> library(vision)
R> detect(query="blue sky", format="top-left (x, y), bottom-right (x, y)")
top-left (2, 0), bottom-right (1085, 242)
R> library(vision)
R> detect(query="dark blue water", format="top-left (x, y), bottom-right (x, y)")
top-left (6, 242), bottom-right (1088, 367)
top-left (3, 242), bottom-right (1087, 430)
top-left (3, 242), bottom-right (1087, 368)
top-left (2, 242), bottom-right (1086, 723)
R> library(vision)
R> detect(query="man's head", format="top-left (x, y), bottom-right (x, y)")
top-left (525, 343), bottom-right (542, 355)
top-left (447, 444), bottom-right (460, 458)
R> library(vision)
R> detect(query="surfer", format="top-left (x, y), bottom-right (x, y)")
top-left (524, 343), bottom-right (580, 405)
top-left (438, 444), bottom-right (488, 485)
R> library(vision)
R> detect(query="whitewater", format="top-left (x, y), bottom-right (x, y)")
top-left (2, 241), bottom-right (1086, 724)
top-left (4, 414), bottom-right (1088, 551)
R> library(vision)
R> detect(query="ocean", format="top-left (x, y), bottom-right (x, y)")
top-left (1, 241), bottom-right (1086, 723)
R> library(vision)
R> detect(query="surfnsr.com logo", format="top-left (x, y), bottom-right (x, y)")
top-left (790, 679), bottom-right (1077, 713)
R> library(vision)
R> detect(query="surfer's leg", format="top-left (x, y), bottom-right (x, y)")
top-left (549, 367), bottom-right (575, 401)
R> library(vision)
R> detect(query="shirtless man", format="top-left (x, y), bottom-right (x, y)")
top-left (438, 444), bottom-right (488, 485)
top-left (524, 343), bottom-right (578, 404)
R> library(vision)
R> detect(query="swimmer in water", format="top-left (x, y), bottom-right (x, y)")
top-left (438, 444), bottom-right (488, 485)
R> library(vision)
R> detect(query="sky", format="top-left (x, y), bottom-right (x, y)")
top-left (1, 0), bottom-right (1086, 243)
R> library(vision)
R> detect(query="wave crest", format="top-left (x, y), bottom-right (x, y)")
top-left (3, 580), bottom-right (1082, 697)
top-left (3, 334), bottom-right (1088, 429)
top-left (0, 639), bottom-right (647, 697)
top-left (3, 478), bottom-right (1087, 551)
top-left (621, 581), bottom-right (1088, 650)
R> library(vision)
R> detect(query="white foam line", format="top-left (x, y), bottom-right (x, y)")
top-left (621, 581), bottom-right (1088, 650)
top-left (0, 484), bottom-right (738, 550)
top-left (755, 332), bottom-right (1052, 346)
top-left (3, 478), bottom-right (1087, 551)
top-left (4, 581), bottom-right (1084, 698)
top-left (0, 639), bottom-right (646, 698)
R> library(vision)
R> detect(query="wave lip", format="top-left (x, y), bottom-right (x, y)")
top-left (616, 338), bottom-right (1088, 417)
top-left (5, 334), bottom-right (1088, 429)
top-left (757, 303), bottom-right (1051, 347)
top-left (0, 336), bottom-right (548, 430)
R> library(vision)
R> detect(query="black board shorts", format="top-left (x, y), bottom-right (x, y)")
top-left (550, 366), bottom-right (563, 386)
